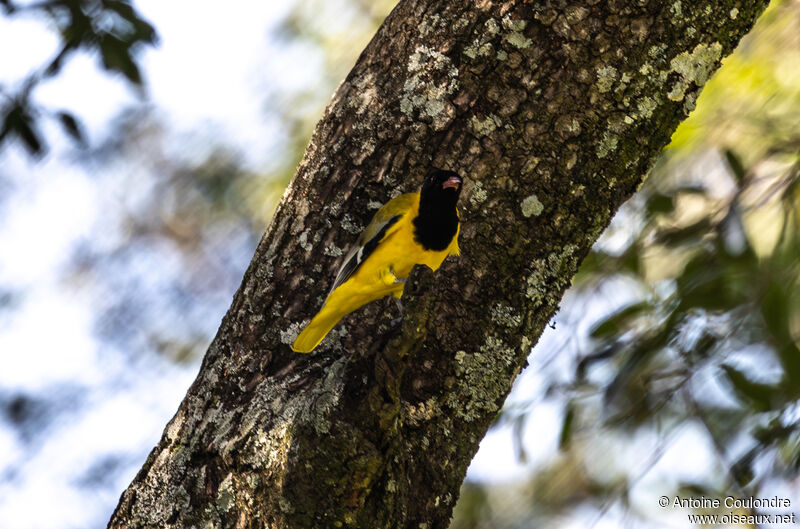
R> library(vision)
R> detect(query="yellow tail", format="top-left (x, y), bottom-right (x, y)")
top-left (291, 304), bottom-right (343, 353)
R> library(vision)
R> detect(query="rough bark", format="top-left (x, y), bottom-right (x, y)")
top-left (108, 1), bottom-right (769, 528)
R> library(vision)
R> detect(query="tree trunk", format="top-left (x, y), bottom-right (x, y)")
top-left (108, 1), bottom-right (769, 527)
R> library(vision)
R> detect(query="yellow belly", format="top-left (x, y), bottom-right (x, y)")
top-left (324, 214), bottom-right (457, 316)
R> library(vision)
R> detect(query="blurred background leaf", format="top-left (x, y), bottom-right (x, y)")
top-left (0, 0), bottom-right (158, 157)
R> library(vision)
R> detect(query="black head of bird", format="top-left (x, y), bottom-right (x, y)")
top-left (414, 168), bottom-right (464, 252)
top-left (420, 168), bottom-right (463, 209)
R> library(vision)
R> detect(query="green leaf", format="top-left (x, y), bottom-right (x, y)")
top-left (760, 283), bottom-right (800, 386)
top-left (56, 111), bottom-right (86, 145)
top-left (589, 301), bottom-right (652, 339)
top-left (675, 251), bottom-right (742, 312)
top-left (654, 218), bottom-right (713, 247)
top-left (731, 451), bottom-right (756, 486)
top-left (44, 42), bottom-right (79, 78)
top-left (558, 403), bottom-right (575, 450)
top-left (15, 116), bottom-right (43, 155)
top-left (724, 149), bottom-right (747, 183)
top-left (130, 18), bottom-right (158, 45)
top-left (1, 103), bottom-right (45, 156)
top-left (99, 38), bottom-right (142, 85)
top-left (646, 192), bottom-right (675, 217)
top-left (512, 414), bottom-right (527, 463)
top-left (720, 364), bottom-right (779, 412)
top-left (752, 418), bottom-right (795, 445)
top-left (59, 5), bottom-right (95, 48)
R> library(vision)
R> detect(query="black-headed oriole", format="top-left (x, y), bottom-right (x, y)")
top-left (291, 168), bottom-right (464, 353)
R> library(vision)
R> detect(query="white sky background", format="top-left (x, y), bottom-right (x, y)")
top-left (0, 2), bottom-right (789, 529)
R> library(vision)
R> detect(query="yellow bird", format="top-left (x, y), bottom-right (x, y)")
top-left (291, 168), bottom-right (464, 353)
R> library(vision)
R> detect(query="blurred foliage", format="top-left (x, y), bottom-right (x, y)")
top-left (62, 107), bottom-right (263, 364)
top-left (452, 1), bottom-right (800, 527)
top-left (0, 0), bottom-right (157, 156)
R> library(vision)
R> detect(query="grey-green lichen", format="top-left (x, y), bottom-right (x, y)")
top-left (470, 114), bottom-right (501, 137)
top-left (520, 194), bottom-right (544, 218)
top-left (350, 73), bottom-right (378, 116)
top-left (670, 0), bottom-right (682, 18)
top-left (501, 14), bottom-right (527, 32)
top-left (327, 193), bottom-right (347, 217)
top-left (278, 498), bottom-right (293, 513)
top-left (451, 17), bottom-right (470, 33)
top-left (684, 92), bottom-right (698, 112)
top-left (324, 244), bottom-right (343, 257)
top-left (636, 97), bottom-right (658, 119)
top-left (463, 41), bottom-right (494, 59)
top-left (340, 214), bottom-right (361, 234)
top-left (667, 42), bottom-right (723, 101)
top-left (648, 44), bottom-right (667, 59)
top-left (446, 336), bottom-right (516, 422)
top-left (491, 303), bottom-right (522, 328)
top-left (505, 31), bottom-right (532, 49)
top-left (595, 66), bottom-right (618, 93)
top-left (300, 357), bottom-right (347, 434)
top-left (565, 5), bottom-right (589, 24)
top-left (250, 422), bottom-right (291, 468)
top-left (526, 245), bottom-right (579, 307)
top-left (469, 181), bottom-right (488, 207)
top-left (217, 473), bottom-right (236, 513)
top-left (298, 231), bottom-right (313, 252)
top-left (280, 321), bottom-right (304, 345)
top-left (596, 131), bottom-right (619, 158)
top-left (465, 16), bottom-right (528, 62)
top-left (400, 45), bottom-right (458, 130)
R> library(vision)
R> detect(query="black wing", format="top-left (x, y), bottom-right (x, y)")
top-left (328, 215), bottom-right (401, 296)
